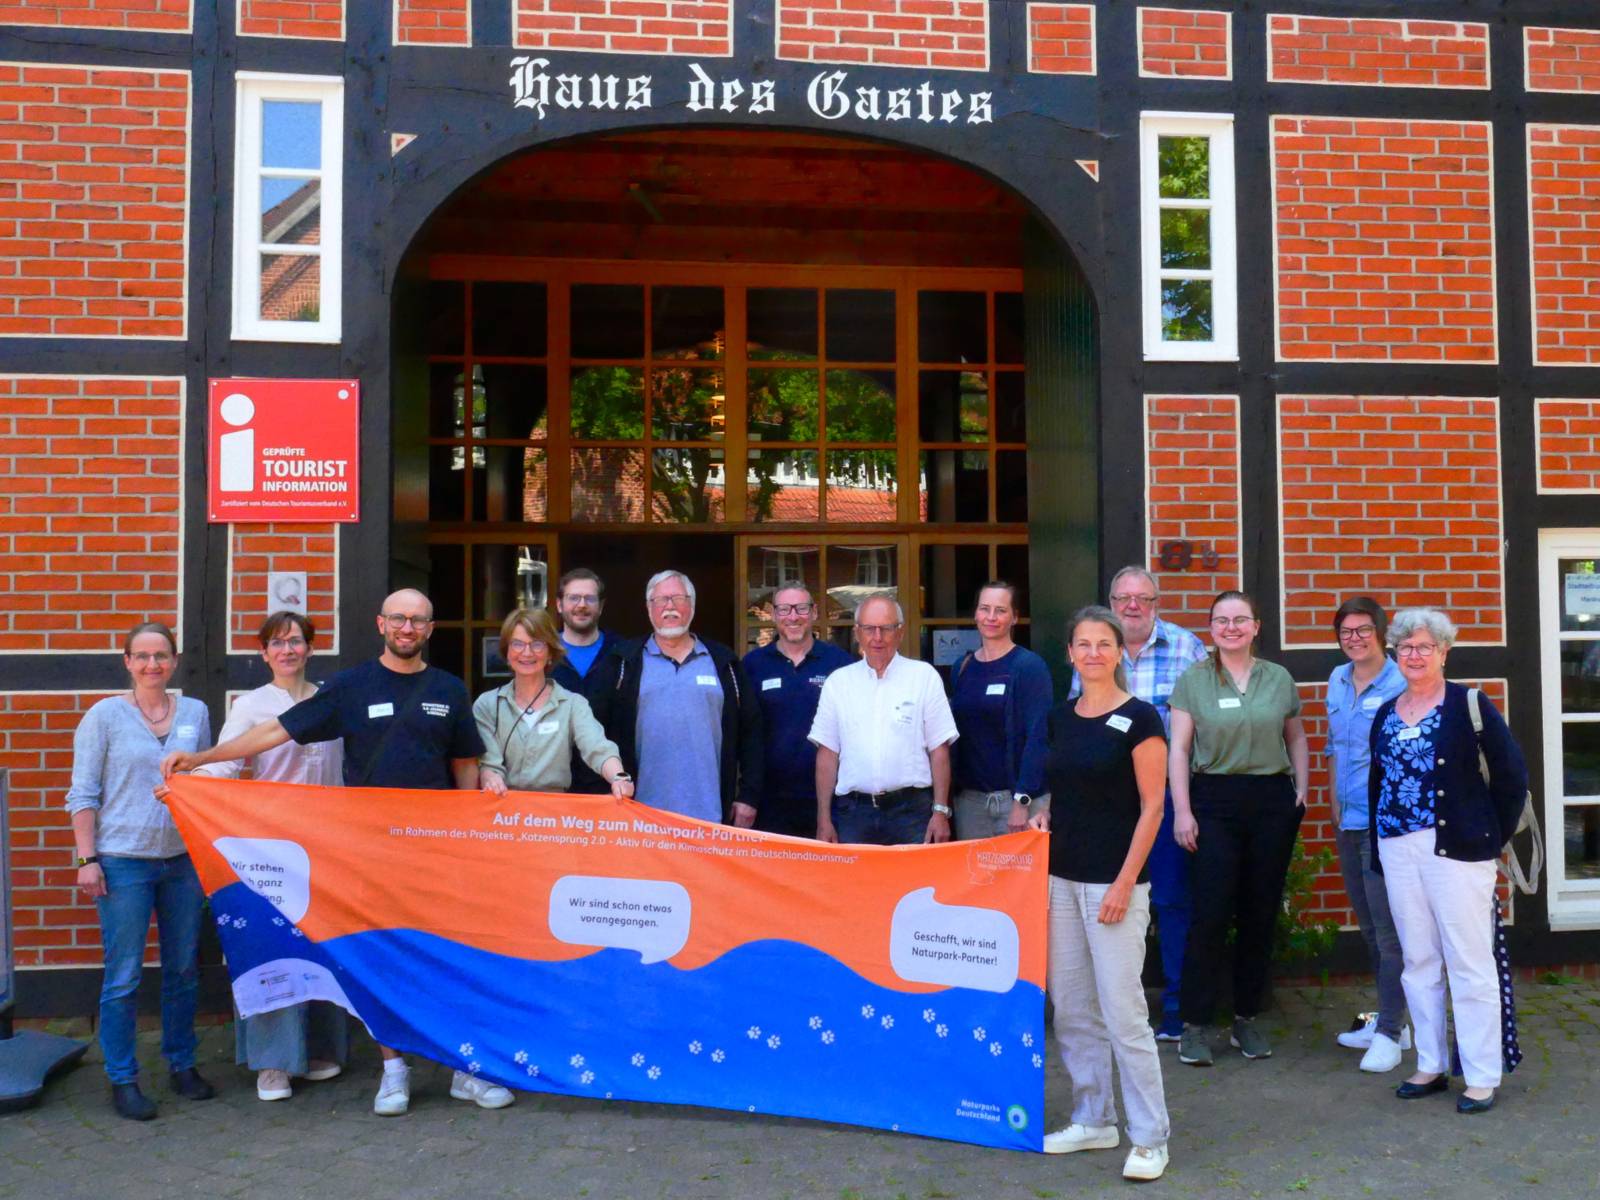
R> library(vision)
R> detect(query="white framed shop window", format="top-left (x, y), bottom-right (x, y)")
top-left (1139, 112), bottom-right (1237, 361)
top-left (1538, 529), bottom-right (1600, 929)
top-left (232, 72), bottom-right (344, 343)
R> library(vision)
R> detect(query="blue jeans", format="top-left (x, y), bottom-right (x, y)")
top-left (831, 789), bottom-right (933, 845)
top-left (94, 853), bottom-right (204, 1085)
top-left (1147, 793), bottom-right (1191, 1021)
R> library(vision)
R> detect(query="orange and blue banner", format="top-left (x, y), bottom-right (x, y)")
top-left (166, 776), bottom-right (1049, 1149)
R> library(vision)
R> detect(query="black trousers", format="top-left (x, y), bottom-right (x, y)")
top-left (1179, 773), bottom-right (1303, 1024)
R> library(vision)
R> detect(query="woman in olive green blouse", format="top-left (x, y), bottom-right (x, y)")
top-left (1167, 590), bottom-right (1309, 1067)
top-left (475, 608), bottom-right (634, 798)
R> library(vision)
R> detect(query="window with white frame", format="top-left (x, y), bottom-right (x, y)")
top-left (855, 546), bottom-right (894, 587)
top-left (1539, 530), bottom-right (1600, 929)
top-left (1139, 112), bottom-right (1237, 361)
top-left (233, 73), bottom-right (343, 343)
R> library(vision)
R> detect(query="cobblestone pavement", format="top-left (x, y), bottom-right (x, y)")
top-left (4, 981), bottom-right (1598, 1200)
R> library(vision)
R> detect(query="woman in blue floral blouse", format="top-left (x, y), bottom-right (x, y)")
top-left (1367, 608), bottom-right (1527, 1115)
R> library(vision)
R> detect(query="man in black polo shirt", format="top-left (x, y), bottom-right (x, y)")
top-left (161, 588), bottom-right (504, 1118)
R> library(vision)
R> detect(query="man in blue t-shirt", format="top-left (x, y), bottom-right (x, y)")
top-left (551, 567), bottom-right (612, 793)
top-left (161, 588), bottom-right (507, 1118)
top-left (742, 580), bottom-right (852, 838)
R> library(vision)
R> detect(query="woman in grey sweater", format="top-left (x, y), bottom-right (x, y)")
top-left (66, 622), bottom-right (216, 1121)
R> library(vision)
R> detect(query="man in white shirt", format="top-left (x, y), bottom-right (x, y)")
top-left (809, 594), bottom-right (959, 845)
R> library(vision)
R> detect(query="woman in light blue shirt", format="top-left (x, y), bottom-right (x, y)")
top-left (66, 622), bottom-right (214, 1121)
top-left (1324, 597), bottom-right (1408, 1072)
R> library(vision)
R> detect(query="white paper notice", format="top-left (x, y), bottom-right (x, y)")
top-left (1565, 573), bottom-right (1600, 617)
top-left (214, 837), bottom-right (311, 923)
top-left (548, 875), bottom-right (691, 964)
top-left (889, 886), bottom-right (1019, 994)
top-left (231, 957), bottom-right (354, 1019)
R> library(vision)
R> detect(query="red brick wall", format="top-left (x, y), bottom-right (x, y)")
top-left (1144, 395), bottom-right (1241, 633)
top-left (1137, 7), bottom-right (1230, 80)
top-left (776, 0), bottom-right (988, 71)
top-left (0, 376), bottom-right (183, 653)
top-left (1529, 125), bottom-right (1600, 367)
top-left (1268, 16), bottom-right (1489, 90)
top-left (2, 691), bottom-right (119, 966)
top-left (1536, 399), bottom-right (1600, 493)
top-left (0, 0), bottom-right (189, 31)
top-left (1277, 395), bottom-right (1505, 648)
top-left (1296, 677), bottom-right (1511, 931)
top-left (1027, 3), bottom-right (1094, 76)
top-left (1272, 117), bottom-right (1496, 363)
top-left (516, 0), bottom-right (732, 56)
top-left (394, 0), bottom-right (469, 46)
top-left (0, 62), bottom-right (189, 339)
top-left (229, 524), bottom-right (339, 654)
top-left (1526, 27), bottom-right (1600, 94)
top-left (238, 0), bottom-right (343, 39)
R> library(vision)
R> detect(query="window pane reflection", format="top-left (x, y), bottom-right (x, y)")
top-left (261, 100), bottom-right (321, 169)
top-left (651, 366), bottom-right (723, 441)
top-left (1564, 722), bottom-right (1600, 797)
top-left (995, 372), bottom-right (1026, 442)
top-left (918, 291), bottom-right (987, 364)
top-left (473, 282), bottom-right (547, 357)
top-left (995, 292), bottom-right (1024, 364)
top-left (570, 448), bottom-right (645, 522)
top-left (748, 288), bottom-right (818, 360)
top-left (826, 450), bottom-right (898, 522)
top-left (428, 444), bottom-right (467, 522)
top-left (920, 543), bottom-right (988, 617)
top-left (1563, 805), bottom-right (1600, 880)
top-left (749, 369), bottom-right (819, 442)
top-left (825, 289), bottom-right (895, 362)
top-left (825, 369), bottom-right (895, 442)
top-left (748, 450), bottom-right (820, 522)
top-left (651, 448), bottom-right (725, 523)
top-left (571, 284), bottom-right (644, 358)
top-left (481, 364), bottom-right (547, 439)
top-left (996, 449), bottom-right (1028, 522)
top-left (919, 450), bottom-right (989, 523)
top-left (570, 367), bottom-right (644, 439)
top-left (745, 543), bottom-right (822, 629)
top-left (918, 370), bottom-right (988, 443)
top-left (260, 178), bottom-right (320, 245)
top-left (1560, 643), bottom-right (1600, 714)
top-left (259, 253), bottom-right (320, 322)
top-left (652, 287), bottom-right (724, 359)
top-left (474, 446), bottom-right (547, 522)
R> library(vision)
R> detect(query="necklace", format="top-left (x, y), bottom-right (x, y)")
top-left (132, 690), bottom-right (172, 726)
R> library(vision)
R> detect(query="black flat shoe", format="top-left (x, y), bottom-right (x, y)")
top-left (169, 1067), bottom-right (216, 1100)
top-left (1457, 1091), bottom-right (1496, 1114)
top-left (111, 1082), bottom-right (157, 1121)
top-left (1395, 1076), bottom-right (1449, 1100)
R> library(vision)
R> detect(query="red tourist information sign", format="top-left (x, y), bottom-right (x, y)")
top-left (207, 378), bottom-right (360, 523)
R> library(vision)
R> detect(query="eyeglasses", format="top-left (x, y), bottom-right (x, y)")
top-left (506, 639), bottom-right (542, 655)
top-left (561, 593), bottom-right (600, 606)
top-left (384, 614), bottom-right (432, 628)
top-left (1210, 616), bottom-right (1257, 629)
top-left (267, 637), bottom-right (307, 651)
top-left (857, 623), bottom-right (902, 638)
top-left (1396, 643), bottom-right (1440, 659)
top-left (1338, 624), bottom-right (1377, 642)
top-left (773, 603), bottom-right (814, 617)
top-left (128, 652), bottom-right (173, 665)
top-left (1110, 593), bottom-right (1158, 608)
top-left (648, 594), bottom-right (691, 609)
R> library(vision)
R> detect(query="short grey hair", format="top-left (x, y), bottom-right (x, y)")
top-left (854, 593), bottom-right (904, 625)
top-left (645, 570), bottom-right (696, 608)
top-left (1387, 607), bottom-right (1457, 651)
top-left (1107, 565), bottom-right (1158, 601)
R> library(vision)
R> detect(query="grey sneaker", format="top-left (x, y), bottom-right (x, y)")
top-left (1177, 1025), bottom-right (1213, 1066)
top-left (1231, 1017), bottom-right (1273, 1059)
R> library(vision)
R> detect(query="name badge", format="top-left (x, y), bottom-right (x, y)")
top-left (1105, 714), bottom-right (1132, 733)
top-left (986, 683), bottom-right (1007, 696)
top-left (367, 703), bottom-right (394, 719)
top-left (1218, 697), bottom-right (1242, 710)
top-left (696, 674), bottom-right (718, 687)
top-left (893, 701), bottom-right (915, 726)
top-left (536, 720), bottom-right (559, 735)
top-left (1362, 695), bottom-right (1383, 711)
top-left (762, 677), bottom-right (782, 691)
top-left (174, 725), bottom-right (196, 738)
top-left (1396, 726), bottom-right (1422, 742)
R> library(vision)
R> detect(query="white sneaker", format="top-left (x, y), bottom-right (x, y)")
top-left (301, 1060), bottom-right (342, 1082)
top-left (450, 1069), bottom-right (514, 1110)
top-left (1360, 1029), bottom-right (1408, 1073)
top-left (1043, 1123), bottom-right (1120, 1154)
top-left (373, 1066), bottom-right (410, 1116)
top-left (256, 1069), bottom-right (291, 1102)
top-left (1123, 1144), bottom-right (1169, 1182)
top-left (1337, 1013), bottom-right (1376, 1049)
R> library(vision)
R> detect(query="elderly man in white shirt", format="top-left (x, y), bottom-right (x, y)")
top-left (810, 594), bottom-right (959, 845)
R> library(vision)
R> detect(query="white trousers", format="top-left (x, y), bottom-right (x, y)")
top-left (1377, 827), bottom-right (1501, 1089)
top-left (1046, 877), bottom-right (1170, 1149)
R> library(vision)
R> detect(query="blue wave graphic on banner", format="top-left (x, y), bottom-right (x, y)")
top-left (209, 881), bottom-right (1045, 1149)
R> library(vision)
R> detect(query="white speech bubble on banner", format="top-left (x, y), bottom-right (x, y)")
top-left (214, 837), bottom-right (311, 923)
top-left (889, 887), bottom-right (1019, 994)
top-left (548, 875), bottom-right (691, 964)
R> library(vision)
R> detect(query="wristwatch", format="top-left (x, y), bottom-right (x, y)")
top-left (76, 854), bottom-right (100, 868)
top-left (932, 803), bottom-right (953, 817)
top-left (1013, 793), bottom-right (1032, 807)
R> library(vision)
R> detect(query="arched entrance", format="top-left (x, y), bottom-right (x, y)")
top-left (391, 130), bottom-right (1094, 691)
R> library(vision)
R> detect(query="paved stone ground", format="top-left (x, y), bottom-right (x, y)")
top-left (4, 980), bottom-right (1598, 1200)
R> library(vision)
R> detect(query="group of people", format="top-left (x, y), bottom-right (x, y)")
top-left (65, 564), bottom-right (1528, 1183)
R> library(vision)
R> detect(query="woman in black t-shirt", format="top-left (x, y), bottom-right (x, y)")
top-left (1030, 605), bottom-right (1170, 1180)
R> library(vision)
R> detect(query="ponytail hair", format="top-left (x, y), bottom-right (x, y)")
top-left (1067, 604), bottom-right (1130, 692)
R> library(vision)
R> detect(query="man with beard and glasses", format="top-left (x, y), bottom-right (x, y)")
top-left (160, 588), bottom-right (503, 1118)
top-left (550, 568), bottom-right (613, 793)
